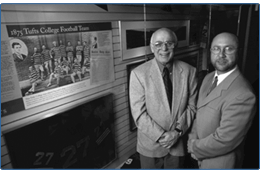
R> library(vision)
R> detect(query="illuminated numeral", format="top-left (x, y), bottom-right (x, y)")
top-left (76, 136), bottom-right (90, 158)
top-left (45, 152), bottom-right (54, 165)
top-left (60, 145), bottom-right (77, 168)
top-left (33, 152), bottom-right (54, 166)
top-left (33, 152), bottom-right (44, 165)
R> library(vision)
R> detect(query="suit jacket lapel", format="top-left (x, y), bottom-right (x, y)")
top-left (197, 72), bottom-right (214, 108)
top-left (150, 59), bottom-right (171, 115)
top-left (198, 68), bottom-right (241, 108)
top-left (172, 61), bottom-right (184, 117)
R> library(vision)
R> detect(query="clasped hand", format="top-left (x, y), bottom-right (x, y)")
top-left (187, 139), bottom-right (198, 161)
top-left (158, 131), bottom-right (179, 149)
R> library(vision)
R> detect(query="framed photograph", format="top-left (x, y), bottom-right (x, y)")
top-left (2, 22), bottom-right (114, 116)
top-left (126, 59), bottom-right (147, 131)
top-left (120, 20), bottom-right (190, 60)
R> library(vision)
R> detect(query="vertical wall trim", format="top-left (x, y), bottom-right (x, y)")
top-left (206, 5), bottom-right (212, 71)
top-left (237, 5), bottom-right (242, 36)
top-left (144, 4), bottom-right (147, 61)
top-left (242, 5), bottom-right (253, 73)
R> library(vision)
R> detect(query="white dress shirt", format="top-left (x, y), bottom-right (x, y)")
top-left (213, 66), bottom-right (237, 86)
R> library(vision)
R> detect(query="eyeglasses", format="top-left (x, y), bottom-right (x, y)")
top-left (210, 46), bottom-right (237, 55)
top-left (151, 41), bottom-right (175, 49)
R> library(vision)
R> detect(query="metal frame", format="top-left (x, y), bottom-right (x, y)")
top-left (120, 20), bottom-right (190, 60)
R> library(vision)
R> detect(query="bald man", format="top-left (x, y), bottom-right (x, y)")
top-left (188, 32), bottom-right (256, 169)
top-left (129, 28), bottom-right (198, 168)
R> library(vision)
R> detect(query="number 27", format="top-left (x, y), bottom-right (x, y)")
top-left (60, 136), bottom-right (90, 168)
top-left (33, 152), bottom-right (54, 166)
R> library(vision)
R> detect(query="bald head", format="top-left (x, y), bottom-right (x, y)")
top-left (211, 32), bottom-right (239, 49)
top-left (210, 32), bottom-right (239, 74)
top-left (150, 28), bottom-right (178, 45)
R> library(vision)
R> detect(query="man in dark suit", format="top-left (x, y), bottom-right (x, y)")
top-left (129, 28), bottom-right (198, 168)
top-left (12, 42), bottom-right (27, 62)
top-left (91, 36), bottom-right (98, 49)
top-left (188, 32), bottom-right (256, 168)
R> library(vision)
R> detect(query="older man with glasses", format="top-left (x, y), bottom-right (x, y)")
top-left (188, 32), bottom-right (256, 169)
top-left (129, 28), bottom-right (198, 169)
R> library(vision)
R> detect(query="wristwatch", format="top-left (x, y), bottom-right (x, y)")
top-left (175, 128), bottom-right (183, 136)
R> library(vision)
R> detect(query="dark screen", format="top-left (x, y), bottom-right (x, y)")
top-left (4, 94), bottom-right (116, 169)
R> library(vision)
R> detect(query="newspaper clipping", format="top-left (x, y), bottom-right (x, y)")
top-left (1, 22), bottom-right (114, 116)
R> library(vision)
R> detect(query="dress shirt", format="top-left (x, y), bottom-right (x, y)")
top-left (214, 66), bottom-right (237, 86)
top-left (156, 59), bottom-right (173, 83)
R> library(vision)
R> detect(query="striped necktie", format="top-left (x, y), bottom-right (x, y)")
top-left (207, 76), bottom-right (218, 96)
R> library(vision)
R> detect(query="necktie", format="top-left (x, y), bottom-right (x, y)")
top-left (207, 76), bottom-right (218, 96)
top-left (163, 67), bottom-right (172, 108)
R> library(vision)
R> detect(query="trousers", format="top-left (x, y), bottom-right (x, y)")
top-left (140, 153), bottom-right (185, 169)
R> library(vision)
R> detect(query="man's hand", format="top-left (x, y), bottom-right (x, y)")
top-left (188, 139), bottom-right (200, 163)
top-left (158, 131), bottom-right (180, 149)
top-left (191, 153), bottom-right (198, 161)
top-left (187, 139), bottom-right (195, 153)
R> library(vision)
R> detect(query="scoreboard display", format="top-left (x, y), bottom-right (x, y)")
top-left (4, 94), bottom-right (116, 169)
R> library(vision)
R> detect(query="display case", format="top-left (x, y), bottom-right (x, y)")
top-left (4, 93), bottom-right (116, 169)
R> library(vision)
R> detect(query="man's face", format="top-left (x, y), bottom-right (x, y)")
top-left (91, 37), bottom-right (97, 44)
top-left (53, 41), bottom-right (57, 46)
top-left (14, 45), bottom-right (21, 54)
top-left (210, 34), bottom-right (238, 74)
top-left (150, 30), bottom-right (175, 65)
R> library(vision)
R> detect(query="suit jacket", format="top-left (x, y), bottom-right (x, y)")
top-left (189, 68), bottom-right (256, 168)
top-left (129, 58), bottom-right (197, 158)
top-left (13, 53), bottom-right (26, 62)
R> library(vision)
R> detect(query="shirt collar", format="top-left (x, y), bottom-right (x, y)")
top-left (155, 59), bottom-right (173, 75)
top-left (214, 66), bottom-right (237, 86)
top-left (15, 53), bottom-right (23, 60)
